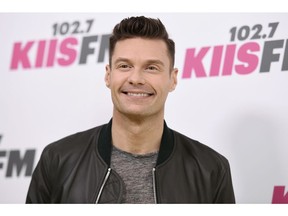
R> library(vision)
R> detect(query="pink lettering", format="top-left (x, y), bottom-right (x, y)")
top-left (272, 186), bottom-right (288, 204)
top-left (182, 47), bottom-right (210, 78)
top-left (58, 37), bottom-right (78, 66)
top-left (235, 42), bottom-right (260, 75)
top-left (209, 46), bottom-right (223, 77)
top-left (222, 44), bottom-right (236, 76)
top-left (46, 39), bottom-right (57, 67)
top-left (10, 41), bottom-right (34, 70)
top-left (35, 40), bottom-right (46, 68)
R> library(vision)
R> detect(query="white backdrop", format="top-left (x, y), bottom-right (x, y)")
top-left (0, 13), bottom-right (287, 203)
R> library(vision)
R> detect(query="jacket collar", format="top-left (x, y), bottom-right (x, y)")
top-left (98, 118), bottom-right (174, 167)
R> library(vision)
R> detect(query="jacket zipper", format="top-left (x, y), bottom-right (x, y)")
top-left (152, 167), bottom-right (158, 204)
top-left (95, 167), bottom-right (111, 204)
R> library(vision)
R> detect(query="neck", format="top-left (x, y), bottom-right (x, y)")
top-left (111, 112), bottom-right (164, 155)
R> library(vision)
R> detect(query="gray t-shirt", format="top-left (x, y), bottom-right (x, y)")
top-left (110, 145), bottom-right (158, 204)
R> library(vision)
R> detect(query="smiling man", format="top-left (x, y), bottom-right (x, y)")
top-left (105, 37), bottom-right (177, 156)
top-left (26, 16), bottom-right (235, 204)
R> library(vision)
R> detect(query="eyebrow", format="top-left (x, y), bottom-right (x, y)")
top-left (113, 57), bottom-right (132, 65)
top-left (113, 57), bottom-right (165, 67)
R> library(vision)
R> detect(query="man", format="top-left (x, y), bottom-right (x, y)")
top-left (26, 16), bottom-right (235, 203)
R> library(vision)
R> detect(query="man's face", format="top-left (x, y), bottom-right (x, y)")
top-left (105, 37), bottom-right (178, 120)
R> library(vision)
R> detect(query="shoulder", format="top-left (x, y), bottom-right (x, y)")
top-left (172, 130), bottom-right (230, 171)
top-left (42, 124), bottom-right (105, 158)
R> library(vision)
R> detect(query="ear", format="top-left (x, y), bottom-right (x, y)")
top-left (169, 68), bottom-right (178, 92)
top-left (105, 64), bottom-right (111, 88)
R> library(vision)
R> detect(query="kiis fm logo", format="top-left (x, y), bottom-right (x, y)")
top-left (182, 22), bottom-right (288, 78)
top-left (0, 135), bottom-right (36, 177)
top-left (9, 20), bottom-right (288, 76)
top-left (10, 19), bottom-right (110, 70)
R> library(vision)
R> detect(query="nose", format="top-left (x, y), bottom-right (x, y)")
top-left (128, 69), bottom-right (145, 85)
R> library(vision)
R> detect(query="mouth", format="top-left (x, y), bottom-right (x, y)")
top-left (122, 91), bottom-right (154, 97)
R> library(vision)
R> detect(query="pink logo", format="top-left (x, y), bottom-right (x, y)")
top-left (272, 186), bottom-right (288, 204)
top-left (10, 37), bottom-right (78, 70)
top-left (182, 39), bottom-right (288, 78)
top-left (9, 34), bottom-right (110, 71)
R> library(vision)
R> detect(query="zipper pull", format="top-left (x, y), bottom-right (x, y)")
top-left (152, 167), bottom-right (157, 204)
top-left (96, 168), bottom-right (111, 204)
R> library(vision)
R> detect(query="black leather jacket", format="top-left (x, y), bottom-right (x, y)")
top-left (26, 120), bottom-right (235, 203)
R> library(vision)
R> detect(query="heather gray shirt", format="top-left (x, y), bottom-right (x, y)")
top-left (110, 146), bottom-right (158, 204)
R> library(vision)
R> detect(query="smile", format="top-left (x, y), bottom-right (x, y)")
top-left (122, 89), bottom-right (154, 97)
top-left (127, 92), bottom-right (151, 97)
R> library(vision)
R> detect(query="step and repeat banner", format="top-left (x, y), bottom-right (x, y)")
top-left (0, 13), bottom-right (287, 203)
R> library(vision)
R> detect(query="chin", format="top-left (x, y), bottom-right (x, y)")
top-left (121, 110), bottom-right (152, 120)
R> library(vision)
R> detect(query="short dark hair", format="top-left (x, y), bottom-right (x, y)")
top-left (109, 16), bottom-right (175, 68)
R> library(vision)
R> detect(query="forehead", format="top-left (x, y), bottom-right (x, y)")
top-left (112, 38), bottom-right (170, 63)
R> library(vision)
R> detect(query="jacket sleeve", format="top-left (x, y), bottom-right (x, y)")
top-left (213, 161), bottom-right (236, 203)
top-left (26, 146), bottom-right (53, 203)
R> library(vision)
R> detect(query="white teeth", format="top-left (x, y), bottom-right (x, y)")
top-left (127, 92), bottom-right (149, 97)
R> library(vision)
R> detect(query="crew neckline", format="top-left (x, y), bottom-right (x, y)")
top-left (112, 145), bottom-right (159, 159)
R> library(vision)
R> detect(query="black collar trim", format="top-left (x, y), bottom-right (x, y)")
top-left (98, 119), bottom-right (174, 166)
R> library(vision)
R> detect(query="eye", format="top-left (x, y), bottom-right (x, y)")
top-left (117, 64), bottom-right (132, 71)
top-left (146, 65), bottom-right (158, 71)
top-left (120, 64), bottom-right (129, 68)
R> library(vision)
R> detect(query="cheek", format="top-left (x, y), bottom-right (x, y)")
top-left (109, 75), bottom-right (125, 91)
top-left (151, 79), bottom-right (171, 96)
